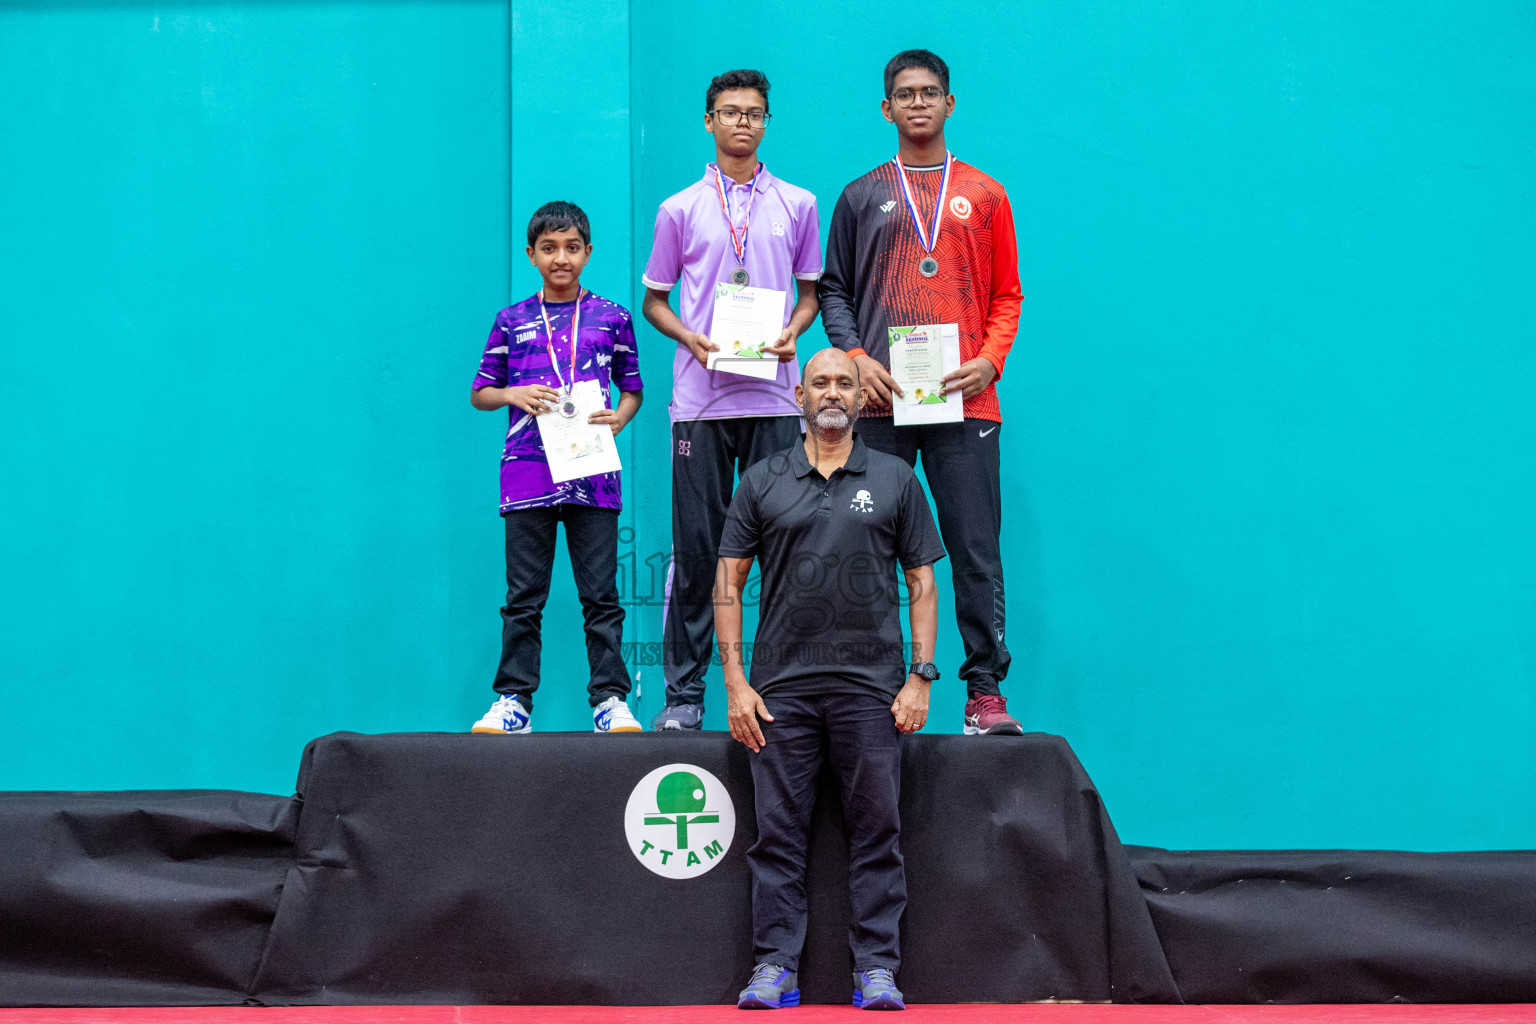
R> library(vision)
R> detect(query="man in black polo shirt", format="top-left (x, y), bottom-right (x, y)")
top-left (715, 348), bottom-right (944, 1012)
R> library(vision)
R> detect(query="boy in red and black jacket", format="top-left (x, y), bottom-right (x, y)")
top-left (818, 48), bottom-right (1025, 735)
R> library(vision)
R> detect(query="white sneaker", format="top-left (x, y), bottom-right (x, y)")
top-left (593, 695), bottom-right (641, 733)
top-left (472, 694), bottom-right (531, 734)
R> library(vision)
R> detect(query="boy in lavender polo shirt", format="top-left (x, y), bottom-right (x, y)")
top-left (640, 69), bottom-right (823, 730)
top-left (469, 201), bottom-right (645, 735)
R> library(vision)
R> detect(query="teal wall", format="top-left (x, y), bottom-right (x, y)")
top-left (0, 1), bottom-right (512, 785)
top-left (2, 1), bottom-right (1533, 851)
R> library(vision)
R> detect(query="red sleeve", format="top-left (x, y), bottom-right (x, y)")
top-left (977, 190), bottom-right (1022, 379)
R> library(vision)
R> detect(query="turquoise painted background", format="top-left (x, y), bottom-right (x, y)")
top-left (2, 1), bottom-right (1533, 850)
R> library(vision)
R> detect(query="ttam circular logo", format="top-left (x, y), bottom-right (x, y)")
top-left (624, 763), bottom-right (736, 880)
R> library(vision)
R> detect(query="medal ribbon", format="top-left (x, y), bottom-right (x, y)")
top-left (892, 151), bottom-right (953, 255)
top-left (537, 288), bottom-right (585, 394)
top-left (712, 163), bottom-right (761, 272)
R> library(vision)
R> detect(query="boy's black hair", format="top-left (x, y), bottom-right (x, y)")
top-left (705, 69), bottom-right (770, 114)
top-left (526, 200), bottom-right (590, 247)
top-left (883, 49), bottom-right (949, 97)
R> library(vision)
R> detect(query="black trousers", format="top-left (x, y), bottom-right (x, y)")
top-left (749, 692), bottom-right (905, 972)
top-left (857, 416), bottom-right (1009, 697)
top-left (494, 504), bottom-right (629, 710)
top-left (663, 415), bottom-right (801, 707)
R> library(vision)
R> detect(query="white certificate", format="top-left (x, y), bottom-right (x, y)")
top-left (889, 323), bottom-right (963, 426)
top-left (706, 282), bottom-right (787, 380)
top-left (537, 378), bottom-right (623, 484)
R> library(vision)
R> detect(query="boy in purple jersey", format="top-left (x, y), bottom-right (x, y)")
top-left (469, 201), bottom-right (645, 735)
top-left (641, 69), bottom-right (824, 730)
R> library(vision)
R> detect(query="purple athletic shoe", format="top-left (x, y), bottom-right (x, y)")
top-left (853, 967), bottom-right (905, 1010)
top-left (650, 702), bottom-right (704, 731)
top-left (738, 963), bottom-right (799, 1009)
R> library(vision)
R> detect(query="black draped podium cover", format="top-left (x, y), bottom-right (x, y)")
top-left (4, 731), bottom-right (1536, 1006)
top-left (1129, 847), bottom-right (1536, 1003)
top-left (0, 790), bottom-right (296, 1006)
top-left (252, 731), bottom-right (1175, 1005)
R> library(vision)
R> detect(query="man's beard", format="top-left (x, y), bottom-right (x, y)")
top-left (809, 400), bottom-right (855, 433)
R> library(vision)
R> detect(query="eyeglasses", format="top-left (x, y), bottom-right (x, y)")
top-left (890, 86), bottom-right (946, 108)
top-left (711, 109), bottom-right (771, 128)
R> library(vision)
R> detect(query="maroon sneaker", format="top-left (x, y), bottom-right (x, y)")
top-left (963, 694), bottom-right (1023, 736)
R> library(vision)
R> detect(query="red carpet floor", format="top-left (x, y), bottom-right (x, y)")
top-left (2, 1007), bottom-right (1535, 1023)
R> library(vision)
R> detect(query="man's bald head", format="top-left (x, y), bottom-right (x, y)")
top-left (802, 347), bottom-right (860, 386)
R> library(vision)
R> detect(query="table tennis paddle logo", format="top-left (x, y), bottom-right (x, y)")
top-left (624, 763), bottom-right (736, 879)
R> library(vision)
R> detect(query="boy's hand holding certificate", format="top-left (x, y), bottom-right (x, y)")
top-left (537, 378), bottom-right (623, 484)
top-left (707, 282), bottom-right (787, 380)
top-left (889, 324), bottom-right (963, 426)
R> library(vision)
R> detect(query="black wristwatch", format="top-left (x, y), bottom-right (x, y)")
top-left (908, 662), bottom-right (940, 682)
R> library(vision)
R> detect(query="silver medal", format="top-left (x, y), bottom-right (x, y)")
top-left (729, 267), bottom-right (750, 286)
top-left (559, 397), bottom-right (579, 419)
top-left (918, 256), bottom-right (939, 278)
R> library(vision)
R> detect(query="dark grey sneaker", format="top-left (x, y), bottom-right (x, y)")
top-left (738, 962), bottom-right (799, 1009)
top-left (852, 967), bottom-right (904, 1010)
top-left (650, 702), bottom-right (704, 731)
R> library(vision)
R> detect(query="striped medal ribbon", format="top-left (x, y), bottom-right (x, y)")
top-left (713, 163), bottom-right (761, 286)
top-left (893, 151), bottom-right (953, 277)
top-left (538, 288), bottom-right (585, 418)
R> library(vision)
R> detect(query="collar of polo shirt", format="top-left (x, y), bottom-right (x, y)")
top-left (791, 433), bottom-right (870, 479)
top-left (701, 162), bottom-right (774, 194)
